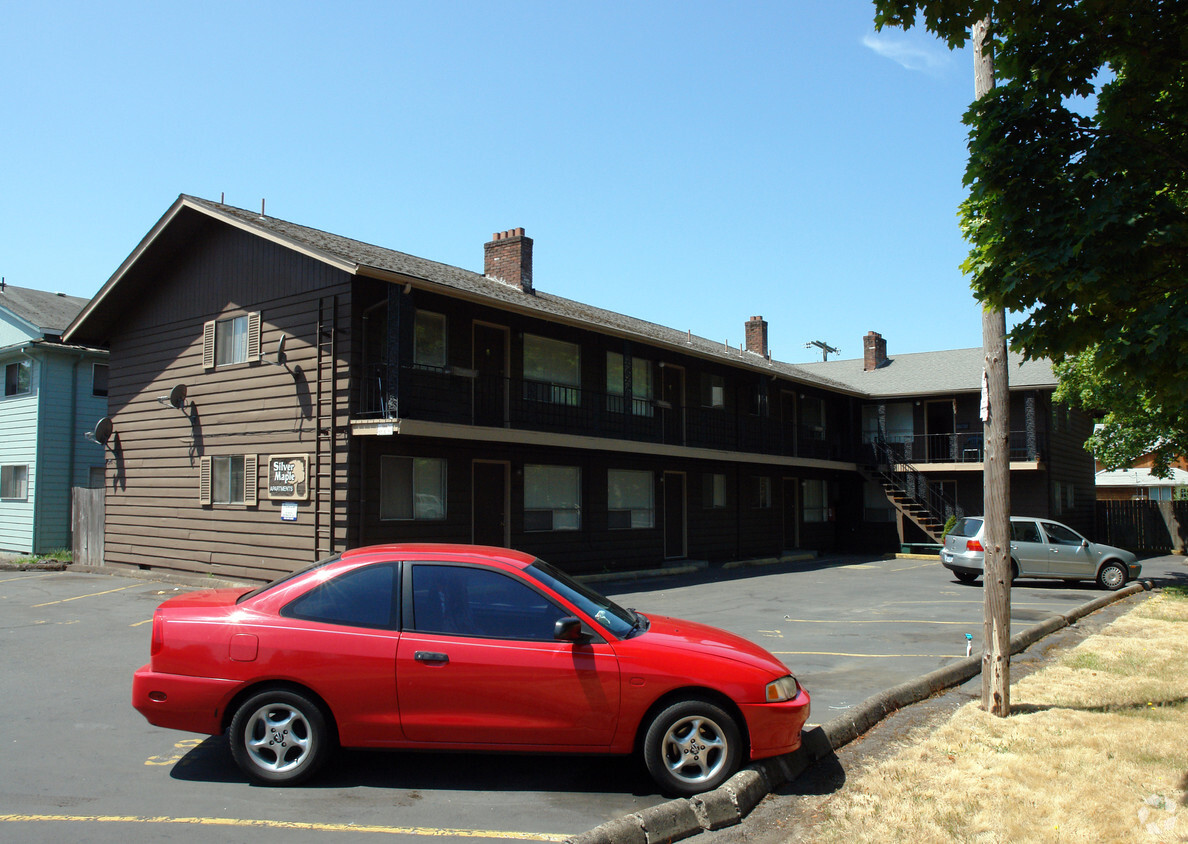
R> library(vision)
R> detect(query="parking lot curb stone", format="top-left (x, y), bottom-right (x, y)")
top-left (565, 579), bottom-right (1154, 844)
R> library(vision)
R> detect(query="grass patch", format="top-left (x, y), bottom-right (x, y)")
top-left (807, 592), bottom-right (1188, 843)
top-left (10, 548), bottom-right (72, 565)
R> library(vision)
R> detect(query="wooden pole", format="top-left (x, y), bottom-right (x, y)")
top-left (974, 14), bottom-right (1012, 717)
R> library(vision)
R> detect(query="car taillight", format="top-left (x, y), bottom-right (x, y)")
top-left (150, 612), bottom-right (164, 656)
top-left (966, 539), bottom-right (984, 552)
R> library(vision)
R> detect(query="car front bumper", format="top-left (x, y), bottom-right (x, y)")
top-left (740, 687), bottom-right (812, 759)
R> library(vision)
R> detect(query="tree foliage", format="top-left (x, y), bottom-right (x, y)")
top-left (873, 1), bottom-right (1188, 472)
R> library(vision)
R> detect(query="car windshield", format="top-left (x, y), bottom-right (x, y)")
top-left (236, 554), bottom-right (341, 603)
top-left (525, 558), bottom-right (640, 639)
top-left (952, 517), bottom-right (983, 538)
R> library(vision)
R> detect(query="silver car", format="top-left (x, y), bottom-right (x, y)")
top-left (940, 516), bottom-right (1141, 590)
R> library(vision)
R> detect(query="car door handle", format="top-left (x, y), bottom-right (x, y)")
top-left (415, 651), bottom-right (449, 664)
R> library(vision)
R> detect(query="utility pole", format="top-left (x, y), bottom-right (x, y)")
top-left (975, 13), bottom-right (1012, 717)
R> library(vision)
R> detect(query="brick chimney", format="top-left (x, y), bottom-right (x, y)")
top-left (745, 316), bottom-right (769, 358)
top-left (484, 228), bottom-right (533, 293)
top-left (863, 331), bottom-right (888, 371)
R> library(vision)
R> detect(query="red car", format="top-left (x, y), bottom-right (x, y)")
top-left (132, 544), bottom-right (810, 795)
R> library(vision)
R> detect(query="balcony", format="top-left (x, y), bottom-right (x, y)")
top-left (864, 431), bottom-right (1046, 466)
top-left (357, 364), bottom-right (852, 462)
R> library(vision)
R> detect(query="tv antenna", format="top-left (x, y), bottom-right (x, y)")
top-left (805, 340), bottom-right (839, 361)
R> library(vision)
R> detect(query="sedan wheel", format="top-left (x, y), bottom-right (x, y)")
top-left (1097, 562), bottom-right (1128, 591)
top-left (643, 699), bottom-right (741, 796)
top-left (230, 689), bottom-right (333, 785)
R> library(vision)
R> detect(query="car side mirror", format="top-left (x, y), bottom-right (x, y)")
top-left (554, 616), bottom-right (589, 643)
top-left (1081, 539), bottom-right (1090, 549)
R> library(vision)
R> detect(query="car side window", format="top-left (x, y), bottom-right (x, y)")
top-left (1011, 521), bottom-right (1042, 543)
top-left (282, 563), bottom-right (399, 629)
top-left (1041, 522), bottom-right (1084, 546)
top-left (411, 564), bottom-right (566, 641)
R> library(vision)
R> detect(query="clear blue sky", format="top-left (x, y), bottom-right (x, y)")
top-left (2, 1), bottom-right (988, 363)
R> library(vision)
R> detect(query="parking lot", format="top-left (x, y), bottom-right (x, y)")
top-left (2, 554), bottom-right (1184, 842)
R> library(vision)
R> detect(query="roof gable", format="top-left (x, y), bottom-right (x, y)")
top-left (0, 283), bottom-right (89, 338)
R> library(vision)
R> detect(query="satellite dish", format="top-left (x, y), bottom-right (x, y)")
top-left (275, 333), bottom-right (287, 365)
top-left (168, 383), bottom-right (188, 410)
top-left (91, 417), bottom-right (113, 446)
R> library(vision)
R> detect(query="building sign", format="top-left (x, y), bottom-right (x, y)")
top-left (268, 454), bottom-right (309, 500)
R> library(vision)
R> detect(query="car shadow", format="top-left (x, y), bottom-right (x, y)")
top-left (169, 736), bottom-right (657, 795)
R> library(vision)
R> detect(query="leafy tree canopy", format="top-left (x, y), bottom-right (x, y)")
top-left (873, 1), bottom-right (1188, 474)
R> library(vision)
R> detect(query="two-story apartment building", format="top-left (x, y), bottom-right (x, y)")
top-left (1, 282), bottom-right (109, 554)
top-left (63, 196), bottom-right (1092, 583)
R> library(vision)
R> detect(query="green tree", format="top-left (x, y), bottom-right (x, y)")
top-left (874, 1), bottom-right (1188, 474)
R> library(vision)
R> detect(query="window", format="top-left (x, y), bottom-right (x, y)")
top-left (802, 479), bottom-right (828, 523)
top-left (1042, 521), bottom-right (1085, 546)
top-left (704, 473), bottom-right (726, 509)
top-left (801, 396), bottom-right (826, 440)
top-left (4, 360), bottom-right (31, 396)
top-left (753, 476), bottom-right (772, 509)
top-left (202, 312), bottom-right (261, 368)
top-left (1, 465), bottom-right (29, 499)
top-left (414, 311), bottom-right (447, 369)
top-left (283, 563), bottom-right (399, 629)
top-left (524, 465), bottom-right (581, 531)
top-left (523, 334), bottom-right (580, 405)
top-left (200, 455), bottom-right (258, 505)
top-left (380, 456), bottom-right (446, 520)
top-left (608, 469), bottom-right (654, 529)
top-left (701, 374), bottom-right (725, 409)
top-left (92, 363), bottom-right (109, 397)
top-left (1011, 520), bottom-right (1042, 543)
top-left (411, 564), bottom-right (565, 640)
top-left (607, 352), bottom-right (654, 416)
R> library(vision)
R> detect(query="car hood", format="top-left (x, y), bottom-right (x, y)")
top-left (635, 614), bottom-right (790, 674)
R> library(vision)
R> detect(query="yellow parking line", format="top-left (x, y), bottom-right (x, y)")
top-left (775, 651), bottom-right (966, 659)
top-left (0, 572), bottom-right (56, 583)
top-left (783, 618), bottom-right (969, 625)
top-left (32, 584), bottom-right (138, 607)
top-left (0, 814), bottom-right (569, 840)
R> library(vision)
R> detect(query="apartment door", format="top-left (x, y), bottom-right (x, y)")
top-left (473, 323), bottom-right (508, 427)
top-left (782, 477), bottom-right (800, 550)
top-left (663, 471), bottom-right (687, 560)
top-left (472, 460), bottom-right (509, 547)
top-left (926, 400), bottom-right (955, 462)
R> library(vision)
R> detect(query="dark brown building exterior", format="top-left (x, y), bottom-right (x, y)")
top-left (64, 196), bottom-right (1095, 583)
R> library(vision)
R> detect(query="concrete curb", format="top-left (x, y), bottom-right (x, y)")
top-left (566, 579), bottom-right (1155, 844)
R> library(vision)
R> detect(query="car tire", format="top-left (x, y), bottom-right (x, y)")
top-left (643, 699), bottom-right (742, 796)
top-left (954, 571), bottom-right (979, 584)
top-left (229, 688), bottom-right (334, 785)
top-left (1097, 562), bottom-right (1128, 592)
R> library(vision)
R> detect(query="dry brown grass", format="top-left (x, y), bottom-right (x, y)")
top-left (807, 590), bottom-right (1188, 843)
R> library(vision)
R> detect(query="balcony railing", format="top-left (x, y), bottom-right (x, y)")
top-left (863, 431), bottom-right (1045, 465)
top-left (357, 364), bottom-right (854, 460)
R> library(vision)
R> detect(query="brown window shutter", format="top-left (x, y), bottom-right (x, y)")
top-left (199, 456), bottom-right (212, 504)
top-left (203, 320), bottom-right (216, 369)
top-left (247, 312), bottom-right (261, 361)
top-left (244, 454), bottom-right (258, 506)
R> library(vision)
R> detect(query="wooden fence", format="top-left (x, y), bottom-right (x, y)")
top-left (1095, 500), bottom-right (1187, 554)
top-left (72, 487), bottom-right (105, 567)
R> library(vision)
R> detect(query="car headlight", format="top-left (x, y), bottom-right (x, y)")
top-left (765, 675), bottom-right (801, 703)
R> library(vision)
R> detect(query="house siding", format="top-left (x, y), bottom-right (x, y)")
top-left (0, 365), bottom-right (38, 552)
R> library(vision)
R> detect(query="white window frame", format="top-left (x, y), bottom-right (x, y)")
top-left (1, 465), bottom-right (29, 499)
top-left (524, 464), bottom-right (582, 532)
top-left (203, 312), bottom-right (261, 369)
top-left (608, 469), bottom-right (654, 529)
top-left (380, 456), bottom-right (447, 521)
top-left (199, 455), bottom-right (258, 506)
top-left (414, 310), bottom-right (447, 369)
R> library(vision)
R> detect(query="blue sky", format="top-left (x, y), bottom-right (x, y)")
top-left (2, 1), bottom-right (985, 363)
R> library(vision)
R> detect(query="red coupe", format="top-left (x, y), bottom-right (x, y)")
top-left (133, 544), bottom-right (810, 795)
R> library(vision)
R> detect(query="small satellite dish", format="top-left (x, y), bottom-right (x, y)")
top-left (168, 383), bottom-right (188, 410)
top-left (88, 416), bottom-right (113, 446)
top-left (275, 333), bottom-right (287, 365)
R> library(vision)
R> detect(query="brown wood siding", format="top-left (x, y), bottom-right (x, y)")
top-left (102, 222), bottom-right (354, 583)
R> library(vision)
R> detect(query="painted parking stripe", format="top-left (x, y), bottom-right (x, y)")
top-left (782, 617), bottom-right (969, 625)
top-left (775, 650), bottom-right (966, 659)
top-left (31, 584), bottom-right (138, 607)
top-left (0, 814), bottom-right (569, 840)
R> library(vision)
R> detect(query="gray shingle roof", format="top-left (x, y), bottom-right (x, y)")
top-left (0, 283), bottom-right (89, 335)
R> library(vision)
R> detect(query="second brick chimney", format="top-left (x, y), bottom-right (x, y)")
top-left (484, 228), bottom-right (533, 294)
top-left (745, 316), bottom-right (769, 358)
top-left (863, 331), bottom-right (888, 371)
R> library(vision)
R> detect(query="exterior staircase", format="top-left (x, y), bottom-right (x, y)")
top-left (863, 439), bottom-right (961, 544)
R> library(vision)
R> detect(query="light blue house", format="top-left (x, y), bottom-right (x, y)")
top-left (0, 282), bottom-right (109, 555)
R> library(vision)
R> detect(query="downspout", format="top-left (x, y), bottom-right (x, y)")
top-left (66, 351), bottom-right (86, 553)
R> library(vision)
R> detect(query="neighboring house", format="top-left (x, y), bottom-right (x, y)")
top-left (62, 196), bottom-right (1095, 583)
top-left (1096, 454), bottom-right (1188, 501)
top-left (0, 282), bottom-right (109, 554)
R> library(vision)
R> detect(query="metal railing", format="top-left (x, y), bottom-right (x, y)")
top-left (865, 431), bottom-right (1045, 465)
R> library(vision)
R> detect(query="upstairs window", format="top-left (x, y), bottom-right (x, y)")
top-left (607, 352), bottom-right (654, 416)
top-left (801, 396), bottom-right (826, 440)
top-left (92, 363), bottom-right (109, 397)
top-left (523, 334), bottom-right (580, 406)
top-left (203, 312), bottom-right (261, 369)
top-left (701, 374), bottom-right (725, 409)
top-left (199, 454), bottom-right (258, 506)
top-left (414, 311), bottom-right (447, 369)
top-left (4, 360), bottom-right (31, 396)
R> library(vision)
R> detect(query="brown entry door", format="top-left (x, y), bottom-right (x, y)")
top-left (663, 472), bottom-right (686, 560)
top-left (473, 461), bottom-right (508, 547)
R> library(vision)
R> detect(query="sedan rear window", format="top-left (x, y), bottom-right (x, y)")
top-left (951, 517), bottom-right (983, 538)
